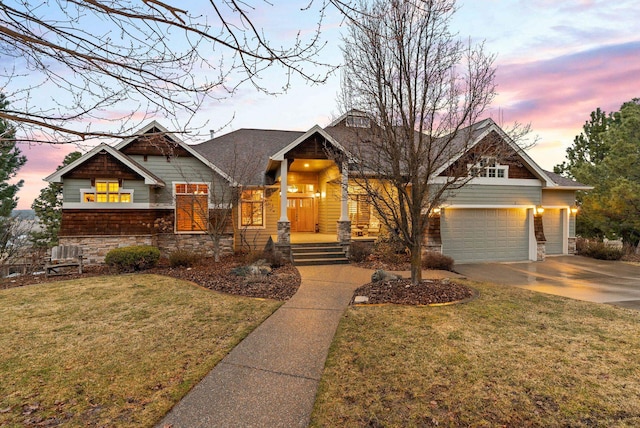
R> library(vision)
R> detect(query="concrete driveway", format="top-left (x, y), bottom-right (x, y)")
top-left (455, 255), bottom-right (640, 310)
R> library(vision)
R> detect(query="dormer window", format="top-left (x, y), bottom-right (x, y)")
top-left (469, 157), bottom-right (508, 179)
top-left (346, 115), bottom-right (371, 128)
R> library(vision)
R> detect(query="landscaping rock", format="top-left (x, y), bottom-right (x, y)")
top-left (354, 295), bottom-right (369, 304)
top-left (371, 269), bottom-right (402, 282)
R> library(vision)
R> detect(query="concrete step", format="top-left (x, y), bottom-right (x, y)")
top-left (291, 242), bottom-right (349, 266)
top-left (294, 257), bottom-right (350, 266)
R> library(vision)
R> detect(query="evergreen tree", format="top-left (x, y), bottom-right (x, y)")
top-left (556, 99), bottom-right (640, 245)
top-left (0, 93), bottom-right (26, 218)
top-left (31, 151), bottom-right (82, 247)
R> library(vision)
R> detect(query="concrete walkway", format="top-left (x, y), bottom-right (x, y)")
top-left (157, 264), bottom-right (373, 428)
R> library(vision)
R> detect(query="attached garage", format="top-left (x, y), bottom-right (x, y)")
top-left (441, 208), bottom-right (530, 263)
top-left (543, 208), bottom-right (565, 255)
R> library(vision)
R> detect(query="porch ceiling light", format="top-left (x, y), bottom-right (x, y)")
top-left (304, 163), bottom-right (310, 168)
top-left (287, 185), bottom-right (299, 193)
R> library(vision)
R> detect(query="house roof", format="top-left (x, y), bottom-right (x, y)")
top-left (543, 170), bottom-right (593, 190)
top-left (193, 128), bottom-right (304, 186)
top-left (45, 143), bottom-right (166, 186)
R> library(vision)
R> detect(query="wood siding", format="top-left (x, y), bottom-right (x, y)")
top-left (59, 209), bottom-right (167, 236)
top-left (63, 151), bottom-right (142, 180)
top-left (128, 155), bottom-right (230, 205)
top-left (318, 166), bottom-right (341, 234)
top-left (234, 187), bottom-right (279, 252)
top-left (284, 135), bottom-right (333, 160)
top-left (542, 190), bottom-right (576, 207)
top-left (63, 178), bottom-right (150, 204)
top-left (441, 131), bottom-right (538, 179)
top-left (447, 184), bottom-right (541, 206)
top-left (120, 132), bottom-right (192, 157)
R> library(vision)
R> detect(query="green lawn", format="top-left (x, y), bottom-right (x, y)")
top-left (312, 280), bottom-right (640, 427)
top-left (0, 274), bottom-right (281, 427)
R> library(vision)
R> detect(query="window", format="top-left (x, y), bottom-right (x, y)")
top-left (82, 180), bottom-right (132, 203)
top-left (175, 183), bottom-right (209, 232)
top-left (349, 194), bottom-right (371, 227)
top-left (469, 157), bottom-right (507, 179)
top-left (240, 189), bottom-right (264, 227)
top-left (346, 115), bottom-right (371, 128)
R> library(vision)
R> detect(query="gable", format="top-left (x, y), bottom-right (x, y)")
top-left (284, 133), bottom-right (337, 160)
top-left (63, 150), bottom-right (144, 180)
top-left (120, 127), bottom-right (192, 158)
top-left (440, 130), bottom-right (538, 180)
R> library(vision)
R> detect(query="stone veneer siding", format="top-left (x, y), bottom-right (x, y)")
top-left (60, 232), bottom-right (234, 264)
top-left (60, 235), bottom-right (154, 264)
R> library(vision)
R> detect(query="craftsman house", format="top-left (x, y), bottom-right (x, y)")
top-left (45, 113), bottom-right (589, 264)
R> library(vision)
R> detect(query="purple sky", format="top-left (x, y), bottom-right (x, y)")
top-left (11, 0), bottom-right (640, 209)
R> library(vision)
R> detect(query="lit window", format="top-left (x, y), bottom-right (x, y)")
top-left (175, 183), bottom-right (209, 232)
top-left (240, 189), bottom-right (264, 227)
top-left (469, 157), bottom-right (508, 179)
top-left (83, 180), bottom-right (132, 203)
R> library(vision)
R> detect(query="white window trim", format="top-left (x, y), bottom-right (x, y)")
top-left (468, 157), bottom-right (509, 180)
top-left (80, 179), bottom-right (135, 205)
top-left (239, 188), bottom-right (266, 230)
top-left (173, 181), bottom-right (211, 234)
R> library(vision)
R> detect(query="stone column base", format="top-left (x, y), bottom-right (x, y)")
top-left (277, 221), bottom-right (291, 261)
top-left (337, 220), bottom-right (352, 258)
top-left (568, 237), bottom-right (576, 255)
top-left (422, 244), bottom-right (443, 256)
top-left (537, 242), bottom-right (546, 261)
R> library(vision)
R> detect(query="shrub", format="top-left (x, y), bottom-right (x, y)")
top-left (422, 251), bottom-right (455, 271)
top-left (579, 241), bottom-right (624, 261)
top-left (373, 234), bottom-right (409, 265)
top-left (168, 249), bottom-right (199, 267)
top-left (105, 245), bottom-right (161, 272)
top-left (242, 249), bottom-right (285, 268)
top-left (350, 241), bottom-right (373, 263)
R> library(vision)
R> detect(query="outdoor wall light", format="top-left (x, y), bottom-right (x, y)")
top-left (287, 185), bottom-right (299, 193)
top-left (534, 205), bottom-right (545, 216)
top-left (314, 191), bottom-right (321, 197)
top-left (570, 205), bottom-right (579, 214)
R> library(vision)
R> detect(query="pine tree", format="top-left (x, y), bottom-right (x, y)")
top-left (31, 151), bottom-right (82, 247)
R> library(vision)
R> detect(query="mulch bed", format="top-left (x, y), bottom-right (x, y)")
top-left (1, 255), bottom-right (301, 301)
top-left (2, 255), bottom-right (477, 305)
top-left (353, 278), bottom-right (475, 305)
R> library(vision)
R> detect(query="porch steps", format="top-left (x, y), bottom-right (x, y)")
top-left (291, 242), bottom-right (350, 266)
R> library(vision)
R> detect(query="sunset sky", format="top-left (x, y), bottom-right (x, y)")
top-left (11, 0), bottom-right (640, 209)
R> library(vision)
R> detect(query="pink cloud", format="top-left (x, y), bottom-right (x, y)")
top-left (492, 40), bottom-right (640, 130)
top-left (13, 143), bottom-right (81, 210)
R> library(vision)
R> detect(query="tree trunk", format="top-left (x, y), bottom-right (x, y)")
top-left (213, 236), bottom-right (221, 263)
top-left (410, 241), bottom-right (423, 285)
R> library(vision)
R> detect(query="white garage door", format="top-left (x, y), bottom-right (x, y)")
top-left (543, 209), bottom-right (564, 255)
top-left (441, 208), bottom-right (530, 263)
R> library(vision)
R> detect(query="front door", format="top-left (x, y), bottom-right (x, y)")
top-left (287, 197), bottom-right (315, 232)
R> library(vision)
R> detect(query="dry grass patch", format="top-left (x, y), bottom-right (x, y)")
top-left (312, 281), bottom-right (640, 427)
top-left (0, 274), bottom-right (281, 427)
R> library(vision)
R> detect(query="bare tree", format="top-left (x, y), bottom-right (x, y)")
top-left (0, 0), bottom-right (355, 145)
top-left (339, 0), bottom-right (501, 285)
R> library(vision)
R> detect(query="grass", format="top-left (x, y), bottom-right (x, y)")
top-left (0, 274), bottom-right (281, 427)
top-left (311, 280), bottom-right (640, 427)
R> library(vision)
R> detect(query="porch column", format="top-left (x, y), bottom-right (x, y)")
top-left (279, 161), bottom-right (288, 222)
top-left (339, 161), bottom-right (349, 222)
top-left (277, 160), bottom-right (291, 258)
top-left (337, 161), bottom-right (352, 250)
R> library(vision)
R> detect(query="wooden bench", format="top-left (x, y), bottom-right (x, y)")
top-left (45, 245), bottom-right (84, 277)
